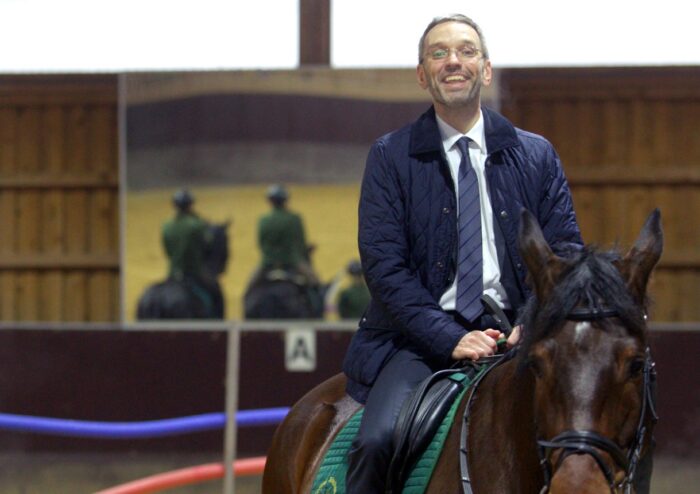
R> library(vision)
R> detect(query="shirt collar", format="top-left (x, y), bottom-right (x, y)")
top-left (436, 110), bottom-right (487, 155)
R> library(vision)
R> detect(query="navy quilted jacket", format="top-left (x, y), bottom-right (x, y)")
top-left (343, 106), bottom-right (582, 403)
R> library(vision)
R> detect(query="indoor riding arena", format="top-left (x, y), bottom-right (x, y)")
top-left (2, 2), bottom-right (699, 493)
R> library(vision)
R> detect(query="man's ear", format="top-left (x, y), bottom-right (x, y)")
top-left (481, 59), bottom-right (493, 87)
top-left (416, 64), bottom-right (428, 90)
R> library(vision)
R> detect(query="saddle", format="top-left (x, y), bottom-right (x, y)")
top-left (386, 366), bottom-right (478, 493)
top-left (262, 267), bottom-right (307, 285)
top-left (387, 295), bottom-right (515, 493)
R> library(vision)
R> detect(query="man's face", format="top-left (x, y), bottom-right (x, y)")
top-left (417, 21), bottom-right (492, 110)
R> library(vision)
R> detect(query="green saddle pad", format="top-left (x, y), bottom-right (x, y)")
top-left (310, 378), bottom-right (471, 494)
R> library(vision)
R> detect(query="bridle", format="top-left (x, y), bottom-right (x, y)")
top-left (458, 300), bottom-right (657, 494)
top-left (536, 306), bottom-right (659, 494)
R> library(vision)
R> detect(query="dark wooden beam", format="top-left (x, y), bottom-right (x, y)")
top-left (299, 0), bottom-right (330, 66)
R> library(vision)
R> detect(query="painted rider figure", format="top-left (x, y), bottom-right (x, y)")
top-left (255, 184), bottom-right (319, 287)
top-left (162, 189), bottom-right (224, 318)
top-left (337, 260), bottom-right (371, 320)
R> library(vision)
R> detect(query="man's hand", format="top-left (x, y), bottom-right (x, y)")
top-left (451, 324), bottom-right (524, 361)
top-left (451, 329), bottom-right (503, 361)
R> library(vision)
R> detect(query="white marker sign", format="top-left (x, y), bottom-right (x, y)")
top-left (285, 328), bottom-right (316, 372)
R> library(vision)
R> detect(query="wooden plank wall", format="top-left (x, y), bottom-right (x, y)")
top-left (500, 67), bottom-right (700, 321)
top-left (0, 75), bottom-right (119, 321)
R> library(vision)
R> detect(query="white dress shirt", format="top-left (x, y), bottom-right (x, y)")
top-left (436, 111), bottom-right (511, 311)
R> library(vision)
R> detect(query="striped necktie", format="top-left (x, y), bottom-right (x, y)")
top-left (455, 136), bottom-right (483, 322)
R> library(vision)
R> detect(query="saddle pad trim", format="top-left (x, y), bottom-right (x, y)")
top-left (310, 408), bottom-right (364, 493)
top-left (311, 367), bottom-right (484, 493)
top-left (400, 384), bottom-right (470, 493)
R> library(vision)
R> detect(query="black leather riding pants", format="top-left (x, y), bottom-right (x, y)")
top-left (346, 347), bottom-right (436, 494)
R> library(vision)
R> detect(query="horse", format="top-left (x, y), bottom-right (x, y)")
top-left (136, 221), bottom-right (230, 320)
top-left (203, 220), bottom-right (231, 277)
top-left (262, 209), bottom-right (662, 494)
top-left (243, 268), bottom-right (326, 319)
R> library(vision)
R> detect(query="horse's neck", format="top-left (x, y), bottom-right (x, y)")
top-left (467, 359), bottom-right (541, 493)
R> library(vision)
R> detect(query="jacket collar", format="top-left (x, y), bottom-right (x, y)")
top-left (409, 105), bottom-right (520, 158)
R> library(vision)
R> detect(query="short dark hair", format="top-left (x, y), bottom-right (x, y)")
top-left (418, 14), bottom-right (490, 63)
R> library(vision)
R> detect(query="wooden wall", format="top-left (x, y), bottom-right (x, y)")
top-left (500, 67), bottom-right (700, 321)
top-left (0, 75), bottom-right (119, 321)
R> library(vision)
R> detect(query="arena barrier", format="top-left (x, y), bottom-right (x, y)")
top-left (0, 406), bottom-right (288, 493)
top-left (93, 456), bottom-right (267, 494)
top-left (1, 321), bottom-right (359, 493)
top-left (0, 407), bottom-right (289, 438)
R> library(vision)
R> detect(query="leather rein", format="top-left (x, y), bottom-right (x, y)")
top-left (458, 304), bottom-right (658, 494)
top-left (459, 296), bottom-right (516, 494)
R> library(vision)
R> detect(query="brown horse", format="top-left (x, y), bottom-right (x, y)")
top-left (263, 210), bottom-right (662, 494)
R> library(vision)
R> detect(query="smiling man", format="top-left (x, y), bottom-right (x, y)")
top-left (342, 14), bottom-right (583, 492)
top-left (417, 19), bottom-right (491, 118)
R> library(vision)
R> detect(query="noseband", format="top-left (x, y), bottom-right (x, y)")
top-left (536, 306), bottom-right (658, 494)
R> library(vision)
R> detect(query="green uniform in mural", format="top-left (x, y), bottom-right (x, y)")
top-left (337, 281), bottom-right (371, 320)
top-left (162, 212), bottom-right (212, 280)
top-left (258, 208), bottom-right (308, 270)
top-left (158, 189), bottom-right (225, 319)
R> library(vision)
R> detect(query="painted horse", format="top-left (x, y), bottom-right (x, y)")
top-left (262, 209), bottom-right (662, 493)
top-left (243, 267), bottom-right (326, 319)
top-left (136, 221), bottom-right (230, 319)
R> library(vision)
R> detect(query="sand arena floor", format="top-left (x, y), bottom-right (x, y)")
top-left (1, 452), bottom-right (699, 493)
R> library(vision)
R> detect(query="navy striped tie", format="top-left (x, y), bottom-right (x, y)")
top-left (455, 137), bottom-right (483, 322)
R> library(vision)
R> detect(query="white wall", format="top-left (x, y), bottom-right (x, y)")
top-left (333, 0), bottom-right (699, 68)
top-left (0, 0), bottom-right (695, 72)
top-left (0, 0), bottom-right (300, 72)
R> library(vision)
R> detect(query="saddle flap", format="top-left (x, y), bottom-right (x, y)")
top-left (388, 371), bottom-right (470, 493)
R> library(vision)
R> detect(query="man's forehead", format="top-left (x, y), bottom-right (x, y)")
top-left (425, 21), bottom-right (479, 45)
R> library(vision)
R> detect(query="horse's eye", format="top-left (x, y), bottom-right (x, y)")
top-left (628, 358), bottom-right (645, 378)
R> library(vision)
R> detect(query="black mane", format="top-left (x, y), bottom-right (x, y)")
top-left (517, 245), bottom-right (648, 361)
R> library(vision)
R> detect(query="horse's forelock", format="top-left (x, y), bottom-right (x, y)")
top-left (517, 246), bottom-right (648, 365)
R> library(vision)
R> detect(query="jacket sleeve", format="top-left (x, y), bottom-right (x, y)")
top-left (358, 141), bottom-right (466, 364)
top-left (536, 143), bottom-right (583, 256)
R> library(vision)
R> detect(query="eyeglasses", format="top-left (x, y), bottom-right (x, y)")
top-left (427, 46), bottom-right (481, 62)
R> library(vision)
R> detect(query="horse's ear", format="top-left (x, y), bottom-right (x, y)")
top-left (518, 209), bottom-right (566, 301)
top-left (617, 209), bottom-right (663, 305)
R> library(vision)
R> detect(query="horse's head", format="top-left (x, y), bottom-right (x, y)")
top-left (517, 210), bottom-right (662, 494)
top-left (204, 221), bottom-right (231, 276)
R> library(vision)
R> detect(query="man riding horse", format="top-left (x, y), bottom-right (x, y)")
top-left (341, 13), bottom-right (653, 493)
